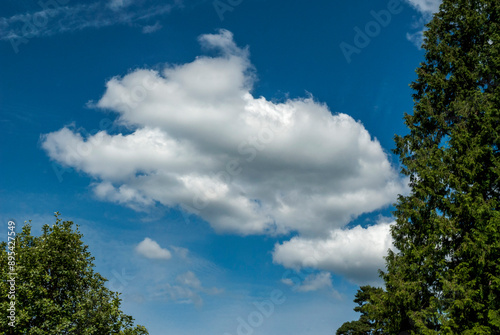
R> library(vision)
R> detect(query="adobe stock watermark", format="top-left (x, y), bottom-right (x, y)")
top-left (222, 259), bottom-right (327, 335)
top-left (213, 0), bottom-right (243, 21)
top-left (6, 220), bottom-right (17, 327)
top-left (223, 289), bottom-right (286, 335)
top-left (107, 268), bottom-right (148, 304)
top-left (108, 268), bottom-right (136, 292)
top-left (339, 0), bottom-right (403, 64)
top-left (10, 0), bottom-right (71, 53)
top-left (51, 72), bottom-right (161, 183)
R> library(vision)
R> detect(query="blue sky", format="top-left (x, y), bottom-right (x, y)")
top-left (0, 0), bottom-right (441, 334)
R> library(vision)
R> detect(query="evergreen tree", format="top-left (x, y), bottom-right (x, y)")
top-left (338, 0), bottom-right (499, 333)
top-left (0, 213), bottom-right (149, 334)
top-left (336, 286), bottom-right (384, 335)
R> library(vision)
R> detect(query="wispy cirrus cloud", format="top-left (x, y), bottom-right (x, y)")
top-left (142, 21), bottom-right (162, 34)
top-left (153, 271), bottom-right (223, 307)
top-left (0, 0), bottom-right (180, 51)
top-left (108, 0), bottom-right (134, 11)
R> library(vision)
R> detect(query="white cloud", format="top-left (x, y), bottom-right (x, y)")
top-left (403, 0), bottom-right (442, 48)
top-left (142, 21), bottom-right (162, 34)
top-left (42, 30), bottom-right (408, 282)
top-left (136, 237), bottom-right (172, 260)
top-left (273, 221), bottom-right (394, 284)
top-left (0, 1), bottom-right (178, 43)
top-left (171, 246), bottom-right (189, 259)
top-left (42, 29), bottom-right (406, 240)
top-left (282, 272), bottom-right (341, 298)
top-left (156, 282), bottom-right (203, 306)
top-left (405, 0), bottom-right (442, 16)
top-left (297, 272), bottom-right (333, 292)
top-left (176, 271), bottom-right (202, 289)
top-left (154, 271), bottom-right (222, 306)
top-left (299, 272), bottom-right (336, 293)
top-left (109, 0), bottom-right (134, 10)
top-left (406, 30), bottom-right (426, 48)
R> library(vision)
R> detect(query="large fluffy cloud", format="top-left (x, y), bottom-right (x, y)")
top-left (42, 29), bottom-right (405, 283)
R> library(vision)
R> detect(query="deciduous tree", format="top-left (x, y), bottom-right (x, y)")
top-left (0, 213), bottom-right (148, 334)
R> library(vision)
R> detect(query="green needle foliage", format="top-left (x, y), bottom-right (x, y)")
top-left (336, 286), bottom-right (384, 335)
top-left (337, 0), bottom-right (499, 333)
top-left (0, 213), bottom-right (148, 335)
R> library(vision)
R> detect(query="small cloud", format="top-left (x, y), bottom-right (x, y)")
top-left (154, 271), bottom-right (222, 307)
top-left (156, 283), bottom-right (203, 307)
top-left (136, 237), bottom-right (172, 260)
top-left (176, 271), bottom-right (202, 289)
top-left (403, 0), bottom-right (442, 48)
top-left (405, 0), bottom-right (441, 16)
top-left (109, 0), bottom-right (133, 10)
top-left (296, 272), bottom-right (333, 292)
top-left (177, 271), bottom-right (223, 295)
top-left (282, 272), bottom-right (341, 298)
top-left (171, 246), bottom-right (189, 259)
top-left (406, 31), bottom-right (425, 48)
top-left (142, 22), bottom-right (162, 34)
